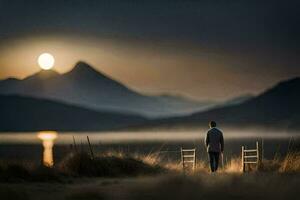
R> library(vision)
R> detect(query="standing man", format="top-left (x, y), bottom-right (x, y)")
top-left (205, 121), bottom-right (224, 172)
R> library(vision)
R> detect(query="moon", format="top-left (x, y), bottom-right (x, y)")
top-left (38, 53), bottom-right (55, 70)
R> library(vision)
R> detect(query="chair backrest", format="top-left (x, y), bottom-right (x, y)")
top-left (181, 148), bottom-right (196, 173)
top-left (241, 141), bottom-right (259, 172)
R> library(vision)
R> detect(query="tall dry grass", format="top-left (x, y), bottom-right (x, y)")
top-left (0, 150), bottom-right (165, 182)
top-left (58, 151), bottom-right (164, 177)
top-left (0, 149), bottom-right (299, 182)
top-left (175, 151), bottom-right (300, 174)
top-left (223, 157), bottom-right (243, 173)
top-left (279, 152), bottom-right (300, 173)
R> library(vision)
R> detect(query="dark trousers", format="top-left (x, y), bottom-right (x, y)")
top-left (208, 152), bottom-right (220, 172)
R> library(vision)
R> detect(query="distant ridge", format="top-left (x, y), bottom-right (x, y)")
top-left (0, 94), bottom-right (147, 131)
top-left (148, 77), bottom-right (300, 131)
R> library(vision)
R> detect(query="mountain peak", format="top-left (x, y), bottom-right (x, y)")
top-left (72, 61), bottom-right (99, 73)
top-left (74, 61), bottom-right (92, 68)
top-left (67, 61), bottom-right (114, 82)
top-left (24, 69), bottom-right (59, 81)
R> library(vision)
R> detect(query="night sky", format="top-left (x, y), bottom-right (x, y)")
top-left (0, 0), bottom-right (299, 100)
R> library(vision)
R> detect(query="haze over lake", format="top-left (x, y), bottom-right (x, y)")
top-left (0, 130), bottom-right (298, 144)
top-left (1, 130), bottom-right (298, 166)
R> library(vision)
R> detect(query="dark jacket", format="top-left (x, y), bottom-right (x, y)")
top-left (205, 127), bottom-right (224, 153)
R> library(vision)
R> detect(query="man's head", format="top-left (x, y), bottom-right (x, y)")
top-left (209, 121), bottom-right (217, 128)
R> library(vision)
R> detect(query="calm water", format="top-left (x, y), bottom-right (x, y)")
top-left (0, 130), bottom-right (299, 165)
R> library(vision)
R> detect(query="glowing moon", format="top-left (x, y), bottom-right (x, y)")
top-left (38, 53), bottom-right (55, 70)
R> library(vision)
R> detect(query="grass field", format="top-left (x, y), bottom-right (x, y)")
top-left (0, 150), bottom-right (299, 200)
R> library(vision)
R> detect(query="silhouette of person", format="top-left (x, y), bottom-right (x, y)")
top-left (205, 121), bottom-right (224, 172)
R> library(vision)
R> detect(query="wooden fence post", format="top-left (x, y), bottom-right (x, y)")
top-left (242, 146), bottom-right (245, 172)
top-left (181, 148), bottom-right (185, 174)
top-left (256, 141), bottom-right (259, 170)
top-left (193, 149), bottom-right (196, 172)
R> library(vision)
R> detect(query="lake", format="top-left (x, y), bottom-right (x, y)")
top-left (0, 130), bottom-right (299, 166)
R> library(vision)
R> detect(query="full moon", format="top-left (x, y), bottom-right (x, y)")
top-left (38, 53), bottom-right (55, 70)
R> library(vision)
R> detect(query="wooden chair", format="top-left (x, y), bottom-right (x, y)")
top-left (181, 148), bottom-right (196, 173)
top-left (241, 141), bottom-right (259, 172)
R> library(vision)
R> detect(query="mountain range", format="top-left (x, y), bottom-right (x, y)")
top-left (0, 61), bottom-right (227, 117)
top-left (1, 61), bottom-right (299, 132)
top-left (148, 77), bottom-right (300, 131)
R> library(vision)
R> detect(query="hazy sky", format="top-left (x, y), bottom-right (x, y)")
top-left (0, 0), bottom-right (299, 100)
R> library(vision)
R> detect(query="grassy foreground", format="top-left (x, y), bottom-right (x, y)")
top-left (0, 151), bottom-right (299, 200)
top-left (0, 151), bottom-right (164, 182)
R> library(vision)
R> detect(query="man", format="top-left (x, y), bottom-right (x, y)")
top-left (205, 121), bottom-right (224, 172)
